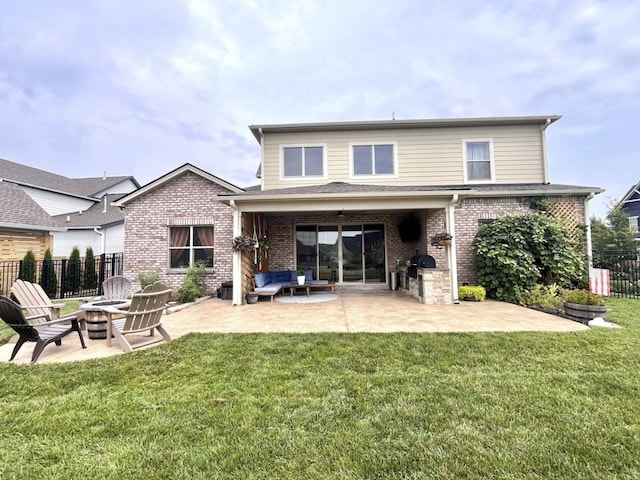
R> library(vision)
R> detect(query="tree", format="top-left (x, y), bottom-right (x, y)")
top-left (40, 248), bottom-right (58, 298)
top-left (83, 247), bottom-right (97, 289)
top-left (591, 203), bottom-right (636, 252)
top-left (473, 214), bottom-right (585, 304)
top-left (20, 250), bottom-right (37, 282)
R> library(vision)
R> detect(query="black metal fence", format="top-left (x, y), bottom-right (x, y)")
top-left (0, 253), bottom-right (124, 300)
top-left (592, 249), bottom-right (640, 298)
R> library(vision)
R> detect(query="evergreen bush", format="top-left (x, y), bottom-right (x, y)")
top-left (83, 247), bottom-right (98, 289)
top-left (40, 248), bottom-right (58, 298)
top-left (20, 250), bottom-right (37, 283)
top-left (64, 246), bottom-right (82, 294)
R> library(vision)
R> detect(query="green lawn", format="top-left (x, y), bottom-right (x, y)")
top-left (1, 299), bottom-right (639, 479)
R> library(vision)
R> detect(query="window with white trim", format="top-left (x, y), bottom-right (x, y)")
top-left (464, 140), bottom-right (493, 182)
top-left (629, 216), bottom-right (639, 233)
top-left (169, 226), bottom-right (214, 269)
top-left (282, 146), bottom-right (324, 177)
top-left (352, 143), bottom-right (395, 176)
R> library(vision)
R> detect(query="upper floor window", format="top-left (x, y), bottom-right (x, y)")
top-left (464, 139), bottom-right (494, 182)
top-left (629, 216), bottom-right (639, 233)
top-left (282, 145), bottom-right (325, 178)
top-left (169, 226), bottom-right (214, 269)
top-left (351, 143), bottom-right (396, 177)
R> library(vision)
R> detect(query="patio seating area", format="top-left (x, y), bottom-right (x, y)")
top-left (0, 291), bottom-right (589, 364)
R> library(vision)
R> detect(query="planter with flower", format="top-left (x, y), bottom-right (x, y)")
top-left (429, 232), bottom-right (453, 247)
top-left (563, 289), bottom-right (606, 324)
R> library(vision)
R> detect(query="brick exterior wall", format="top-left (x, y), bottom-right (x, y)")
top-left (454, 196), bottom-right (586, 286)
top-left (123, 171), bottom-right (235, 294)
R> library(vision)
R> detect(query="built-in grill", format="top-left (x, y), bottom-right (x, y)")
top-left (408, 254), bottom-right (436, 278)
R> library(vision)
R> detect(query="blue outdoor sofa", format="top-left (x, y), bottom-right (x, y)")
top-left (253, 269), bottom-right (332, 302)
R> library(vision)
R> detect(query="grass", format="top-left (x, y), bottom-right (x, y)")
top-left (1, 299), bottom-right (640, 479)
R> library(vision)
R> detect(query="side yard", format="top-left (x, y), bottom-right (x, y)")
top-left (0, 298), bottom-right (639, 479)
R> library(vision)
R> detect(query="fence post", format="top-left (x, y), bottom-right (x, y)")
top-left (60, 259), bottom-right (67, 298)
top-left (98, 253), bottom-right (106, 295)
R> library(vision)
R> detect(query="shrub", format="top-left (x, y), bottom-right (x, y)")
top-left (458, 285), bottom-right (486, 301)
top-left (473, 214), bottom-right (585, 304)
top-left (564, 289), bottom-right (605, 306)
top-left (19, 250), bottom-right (37, 283)
top-left (64, 247), bottom-right (82, 294)
top-left (40, 248), bottom-right (57, 298)
top-left (176, 261), bottom-right (207, 303)
top-left (138, 269), bottom-right (160, 290)
top-left (82, 247), bottom-right (97, 289)
top-left (523, 284), bottom-right (564, 311)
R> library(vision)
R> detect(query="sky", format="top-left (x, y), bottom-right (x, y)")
top-left (1, 0), bottom-right (638, 220)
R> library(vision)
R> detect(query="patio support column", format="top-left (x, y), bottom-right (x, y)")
top-left (447, 194), bottom-right (460, 303)
top-left (584, 193), bottom-right (595, 268)
top-left (231, 200), bottom-right (243, 306)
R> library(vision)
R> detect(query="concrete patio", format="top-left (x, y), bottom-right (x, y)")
top-left (0, 290), bottom-right (589, 365)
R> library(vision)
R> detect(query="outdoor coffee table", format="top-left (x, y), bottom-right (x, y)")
top-left (80, 299), bottom-right (131, 339)
top-left (288, 282), bottom-right (336, 296)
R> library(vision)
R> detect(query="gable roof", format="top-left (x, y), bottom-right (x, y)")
top-left (619, 179), bottom-right (640, 205)
top-left (0, 157), bottom-right (139, 197)
top-left (249, 115), bottom-right (561, 142)
top-left (113, 163), bottom-right (244, 207)
top-left (51, 193), bottom-right (127, 228)
top-left (0, 181), bottom-right (64, 231)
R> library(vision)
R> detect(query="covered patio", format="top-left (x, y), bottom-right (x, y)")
top-left (1, 291), bottom-right (588, 364)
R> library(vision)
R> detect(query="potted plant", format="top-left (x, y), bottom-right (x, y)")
top-left (429, 232), bottom-right (453, 247)
top-left (296, 267), bottom-right (306, 285)
top-left (563, 289), bottom-right (606, 324)
top-left (232, 235), bottom-right (257, 252)
top-left (458, 285), bottom-right (486, 301)
top-left (245, 284), bottom-right (259, 304)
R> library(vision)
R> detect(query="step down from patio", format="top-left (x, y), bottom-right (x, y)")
top-left (334, 284), bottom-right (388, 292)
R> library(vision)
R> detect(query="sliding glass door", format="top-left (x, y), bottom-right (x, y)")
top-left (296, 224), bottom-right (385, 284)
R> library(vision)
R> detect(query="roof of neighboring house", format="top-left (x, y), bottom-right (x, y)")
top-left (217, 181), bottom-right (603, 201)
top-left (114, 163), bottom-right (244, 206)
top-left (0, 181), bottom-right (64, 231)
top-left (249, 115), bottom-right (561, 142)
top-left (0, 157), bottom-right (139, 197)
top-left (52, 193), bottom-right (127, 228)
top-left (619, 179), bottom-right (640, 205)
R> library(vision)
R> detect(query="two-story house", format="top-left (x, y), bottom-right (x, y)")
top-left (0, 158), bottom-right (139, 260)
top-left (220, 116), bottom-right (603, 305)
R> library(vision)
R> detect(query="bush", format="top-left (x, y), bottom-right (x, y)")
top-left (138, 269), bottom-right (160, 290)
top-left (20, 250), bottom-right (37, 283)
top-left (523, 284), bottom-right (564, 311)
top-left (176, 261), bottom-right (207, 303)
top-left (473, 214), bottom-right (585, 304)
top-left (40, 248), bottom-right (57, 298)
top-left (64, 247), bottom-right (82, 294)
top-left (458, 285), bottom-right (486, 301)
top-left (564, 289), bottom-right (605, 306)
top-left (82, 247), bottom-right (97, 289)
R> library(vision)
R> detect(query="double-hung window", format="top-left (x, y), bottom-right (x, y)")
top-left (169, 226), bottom-right (214, 269)
top-left (351, 143), bottom-right (396, 176)
top-left (282, 145), bottom-right (324, 178)
top-left (464, 139), bottom-right (494, 182)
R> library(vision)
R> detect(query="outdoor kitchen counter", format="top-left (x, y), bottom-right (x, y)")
top-left (398, 266), bottom-right (453, 305)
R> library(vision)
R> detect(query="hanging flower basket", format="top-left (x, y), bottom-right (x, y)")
top-left (429, 232), bottom-right (453, 247)
top-left (232, 235), bottom-right (257, 252)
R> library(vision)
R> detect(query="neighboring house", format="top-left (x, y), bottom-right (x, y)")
top-left (218, 115), bottom-right (603, 305)
top-left (618, 179), bottom-right (640, 242)
top-left (0, 158), bottom-right (139, 259)
top-left (112, 163), bottom-right (243, 293)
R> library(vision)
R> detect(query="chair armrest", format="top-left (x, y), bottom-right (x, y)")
top-left (27, 315), bottom-right (78, 327)
top-left (22, 303), bottom-right (63, 310)
top-left (104, 306), bottom-right (128, 315)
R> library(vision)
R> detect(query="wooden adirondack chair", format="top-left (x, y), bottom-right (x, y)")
top-left (102, 276), bottom-right (132, 300)
top-left (0, 295), bottom-right (86, 363)
top-left (104, 283), bottom-right (172, 353)
top-left (11, 279), bottom-right (64, 320)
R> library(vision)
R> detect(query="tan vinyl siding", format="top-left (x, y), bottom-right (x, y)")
top-left (261, 124), bottom-right (545, 189)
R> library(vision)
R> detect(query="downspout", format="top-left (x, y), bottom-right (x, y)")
top-left (93, 227), bottom-right (105, 255)
top-left (230, 200), bottom-right (243, 306)
top-left (584, 192), bottom-right (595, 268)
top-left (447, 194), bottom-right (460, 304)
top-left (541, 118), bottom-right (552, 184)
top-left (259, 128), bottom-right (265, 191)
